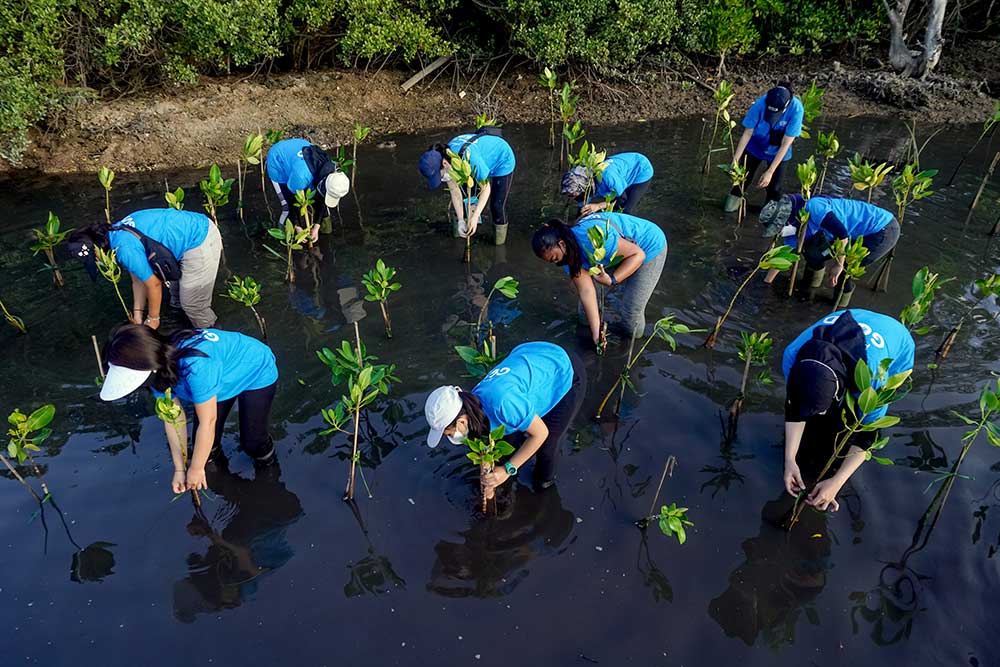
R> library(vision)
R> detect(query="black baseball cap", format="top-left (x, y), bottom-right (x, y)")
top-left (764, 86), bottom-right (792, 125)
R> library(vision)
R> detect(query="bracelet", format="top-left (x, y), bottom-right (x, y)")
top-left (146, 316), bottom-right (161, 323)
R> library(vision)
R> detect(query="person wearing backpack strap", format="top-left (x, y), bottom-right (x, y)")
top-left (68, 209), bottom-right (223, 328)
top-left (531, 212), bottom-right (667, 349)
top-left (266, 138), bottom-right (350, 242)
top-left (417, 127), bottom-right (516, 245)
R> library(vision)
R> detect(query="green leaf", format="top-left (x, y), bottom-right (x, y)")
top-left (490, 424), bottom-right (506, 441)
top-left (871, 455), bottom-right (894, 465)
top-left (25, 404), bottom-right (55, 431)
top-left (985, 428), bottom-right (1000, 448)
top-left (853, 361), bottom-right (872, 393)
top-left (454, 346), bottom-right (480, 364)
top-left (7, 443), bottom-right (17, 458)
top-left (858, 387), bottom-right (879, 416)
top-left (865, 415), bottom-right (899, 429)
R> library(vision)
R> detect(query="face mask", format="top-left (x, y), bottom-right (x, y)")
top-left (447, 426), bottom-right (468, 445)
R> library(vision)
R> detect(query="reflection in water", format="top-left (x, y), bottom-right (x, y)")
top-left (343, 501), bottom-right (406, 598)
top-left (701, 411), bottom-right (754, 498)
top-left (172, 459), bottom-right (303, 623)
top-left (427, 483), bottom-right (574, 598)
top-left (709, 491), bottom-right (831, 648)
top-left (636, 531), bottom-right (673, 603)
top-left (972, 472), bottom-right (1000, 557)
top-left (71, 541), bottom-right (117, 582)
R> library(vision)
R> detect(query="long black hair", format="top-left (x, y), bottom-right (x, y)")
top-left (67, 222), bottom-right (112, 251)
top-left (531, 218), bottom-right (584, 277)
top-left (450, 391), bottom-right (490, 439)
top-left (103, 324), bottom-right (208, 393)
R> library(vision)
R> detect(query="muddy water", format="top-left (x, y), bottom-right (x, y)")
top-left (1, 119), bottom-right (1000, 666)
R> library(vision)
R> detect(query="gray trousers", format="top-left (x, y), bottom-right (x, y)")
top-left (605, 250), bottom-right (667, 338)
top-left (178, 223), bottom-right (223, 327)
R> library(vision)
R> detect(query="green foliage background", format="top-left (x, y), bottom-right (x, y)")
top-left (0, 0), bottom-right (967, 163)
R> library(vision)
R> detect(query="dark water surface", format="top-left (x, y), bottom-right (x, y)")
top-left (2, 119), bottom-right (1000, 666)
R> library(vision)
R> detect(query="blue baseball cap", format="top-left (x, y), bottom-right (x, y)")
top-left (764, 86), bottom-right (792, 125)
top-left (419, 149), bottom-right (444, 189)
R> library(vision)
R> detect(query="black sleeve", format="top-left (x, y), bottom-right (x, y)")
top-left (818, 211), bottom-right (849, 240)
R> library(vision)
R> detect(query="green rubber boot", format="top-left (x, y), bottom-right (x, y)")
top-left (494, 223), bottom-right (508, 246)
top-left (724, 194), bottom-right (742, 213)
top-left (836, 289), bottom-right (854, 310)
top-left (808, 268), bottom-right (826, 289)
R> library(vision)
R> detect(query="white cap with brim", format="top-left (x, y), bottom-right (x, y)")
top-left (100, 364), bottom-right (153, 401)
top-left (424, 385), bottom-right (463, 448)
top-left (324, 172), bottom-right (350, 208)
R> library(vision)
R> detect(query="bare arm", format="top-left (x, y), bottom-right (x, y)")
top-left (572, 271), bottom-right (602, 344)
top-left (130, 273), bottom-right (147, 323)
top-left (608, 238), bottom-right (646, 283)
top-left (806, 445), bottom-right (867, 511)
top-left (469, 181), bottom-right (491, 225)
top-left (163, 398), bottom-right (188, 493)
top-left (763, 135), bottom-right (796, 176)
top-left (482, 415), bottom-right (549, 491)
top-left (143, 275), bottom-right (164, 328)
top-left (783, 420), bottom-right (807, 496)
top-left (185, 398), bottom-right (218, 491)
top-left (732, 128), bottom-right (754, 164)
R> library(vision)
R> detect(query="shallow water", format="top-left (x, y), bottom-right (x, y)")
top-left (2, 119), bottom-right (1000, 666)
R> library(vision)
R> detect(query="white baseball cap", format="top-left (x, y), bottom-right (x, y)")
top-left (324, 172), bottom-right (350, 208)
top-left (100, 364), bottom-right (153, 401)
top-left (424, 385), bottom-right (463, 448)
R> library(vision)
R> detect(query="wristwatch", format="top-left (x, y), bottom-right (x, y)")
top-left (609, 272), bottom-right (619, 287)
top-left (504, 461), bottom-right (518, 476)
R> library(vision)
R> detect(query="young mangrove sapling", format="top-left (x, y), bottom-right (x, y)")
top-left (454, 339), bottom-right (499, 379)
top-left (936, 273), bottom-right (1000, 360)
top-left (317, 326), bottom-right (398, 501)
top-left (635, 456), bottom-right (694, 545)
top-left (899, 267), bottom-right (953, 335)
top-left (464, 424), bottom-right (515, 514)
top-left (719, 163), bottom-right (749, 224)
top-left (815, 130), bottom-right (841, 195)
top-left (224, 275), bottom-right (267, 340)
top-left (361, 259), bottom-right (401, 339)
top-left (165, 186), bottom-right (185, 210)
top-left (94, 246), bottom-right (131, 319)
top-left (704, 80), bottom-right (735, 174)
top-left (596, 315), bottom-right (704, 418)
top-left (830, 236), bottom-right (870, 312)
top-left (31, 212), bottom-right (73, 287)
top-left (0, 296), bottom-right (27, 334)
top-left (154, 389), bottom-right (201, 506)
top-left (788, 359), bottom-right (911, 528)
top-left (351, 123), bottom-right (372, 188)
top-left (848, 153), bottom-right (893, 203)
top-left (539, 67), bottom-right (558, 147)
top-left (583, 218), bottom-right (626, 354)
top-left (568, 142), bottom-right (608, 209)
top-left (237, 134), bottom-right (264, 224)
top-left (704, 245), bottom-right (800, 348)
top-left (731, 331), bottom-right (773, 420)
top-left (266, 219), bottom-right (311, 283)
top-left (796, 81), bottom-right (825, 140)
top-left (6, 404), bottom-right (56, 500)
top-left (562, 121), bottom-right (586, 167)
top-left (947, 100), bottom-right (1000, 186)
top-left (945, 379), bottom-right (1000, 487)
top-left (964, 151), bottom-right (1000, 226)
top-left (558, 81), bottom-right (579, 167)
top-left (445, 149), bottom-right (480, 263)
top-left (874, 164), bottom-right (937, 292)
top-left (293, 188), bottom-right (316, 246)
top-left (98, 167), bottom-right (115, 225)
top-left (200, 164), bottom-right (235, 225)
top-left (785, 156), bottom-right (818, 295)
top-left (475, 275), bottom-right (519, 339)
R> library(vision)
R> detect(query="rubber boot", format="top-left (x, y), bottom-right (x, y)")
top-left (724, 194), bottom-right (742, 213)
top-left (251, 436), bottom-right (278, 469)
top-left (835, 289), bottom-right (854, 310)
top-left (494, 223), bottom-right (508, 246)
top-left (808, 267), bottom-right (826, 289)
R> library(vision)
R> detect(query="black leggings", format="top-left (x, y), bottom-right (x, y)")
top-left (489, 172), bottom-right (513, 227)
top-left (193, 382), bottom-right (277, 459)
top-left (731, 153), bottom-right (787, 203)
top-left (616, 179), bottom-right (651, 214)
top-left (507, 353), bottom-right (586, 484)
top-left (806, 218), bottom-right (901, 293)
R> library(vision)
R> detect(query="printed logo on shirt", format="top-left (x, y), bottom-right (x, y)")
top-left (480, 366), bottom-right (511, 383)
top-left (297, 150), bottom-right (304, 158)
top-left (117, 216), bottom-right (136, 228)
top-left (822, 314), bottom-right (886, 349)
top-left (202, 332), bottom-right (220, 342)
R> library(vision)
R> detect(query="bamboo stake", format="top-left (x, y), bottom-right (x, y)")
top-left (345, 321), bottom-right (363, 501)
top-left (965, 151), bottom-right (1000, 225)
top-left (91, 335), bottom-right (105, 379)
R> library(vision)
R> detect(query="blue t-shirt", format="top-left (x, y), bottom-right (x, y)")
top-left (447, 134), bottom-right (516, 181)
top-left (266, 139), bottom-right (316, 193)
top-left (566, 212), bottom-right (667, 274)
top-left (153, 330), bottom-right (278, 404)
top-left (472, 342), bottom-right (573, 434)
top-left (742, 94), bottom-right (805, 162)
top-left (109, 209), bottom-right (210, 282)
top-left (593, 153), bottom-right (653, 201)
top-left (782, 309), bottom-right (914, 423)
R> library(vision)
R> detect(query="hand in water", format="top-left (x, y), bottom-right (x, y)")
top-left (482, 468), bottom-right (510, 491)
top-left (186, 466), bottom-right (207, 491)
top-left (172, 470), bottom-right (187, 494)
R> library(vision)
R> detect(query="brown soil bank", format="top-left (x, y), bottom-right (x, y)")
top-left (12, 41), bottom-right (1000, 174)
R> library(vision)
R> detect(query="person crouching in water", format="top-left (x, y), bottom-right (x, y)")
top-left (424, 342), bottom-right (585, 491)
top-left (266, 138), bottom-right (350, 242)
top-left (561, 152), bottom-right (653, 216)
top-left (99, 325), bottom-right (280, 493)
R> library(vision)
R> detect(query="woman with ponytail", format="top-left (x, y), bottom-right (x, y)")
top-left (99, 325), bottom-right (279, 493)
top-left (532, 212), bottom-right (667, 348)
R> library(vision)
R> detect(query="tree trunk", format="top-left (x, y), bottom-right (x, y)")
top-left (918, 0), bottom-right (949, 77)
top-left (883, 0), bottom-right (917, 74)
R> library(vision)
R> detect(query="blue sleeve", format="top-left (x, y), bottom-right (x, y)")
top-left (742, 98), bottom-right (764, 129)
top-left (184, 358), bottom-right (222, 405)
top-left (286, 162), bottom-right (314, 193)
top-left (115, 240), bottom-right (153, 282)
top-left (818, 211), bottom-right (848, 240)
top-left (784, 100), bottom-right (804, 138)
top-left (496, 394), bottom-right (535, 433)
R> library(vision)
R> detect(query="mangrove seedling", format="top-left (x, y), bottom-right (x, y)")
top-left (361, 259), bottom-right (401, 339)
top-left (704, 80), bottom-right (735, 174)
top-left (558, 81), bottom-right (579, 167)
top-left (789, 359), bottom-right (911, 528)
top-left (332, 146), bottom-right (355, 173)
top-left (583, 217), bottom-right (626, 353)
top-left (893, 164), bottom-right (936, 223)
top-left (596, 315), bottom-right (703, 419)
top-left (6, 404), bottom-right (56, 500)
top-left (237, 133), bottom-right (264, 224)
top-left (31, 211), bottom-right (73, 287)
top-left (568, 141), bottom-right (609, 209)
top-left (936, 273), bottom-right (1000, 360)
top-left (351, 123), bottom-right (372, 188)
top-left (98, 166), bottom-right (115, 225)
top-left (636, 456), bottom-right (694, 544)
top-left (95, 246), bottom-right (130, 319)
top-left (1, 298), bottom-right (27, 334)
top-left (465, 424), bottom-right (515, 514)
top-left (200, 164), bottom-right (235, 225)
top-left (899, 267), bottom-right (953, 335)
top-left (947, 99), bottom-right (1000, 186)
top-left (154, 389), bottom-right (200, 506)
top-left (224, 275), bottom-right (267, 340)
top-left (964, 151), bottom-right (1000, 226)
top-left (445, 149), bottom-right (479, 263)
top-left (454, 337), bottom-right (498, 379)
top-left (719, 162), bottom-right (749, 224)
top-left (562, 121), bottom-right (586, 168)
top-left (815, 130), bottom-right (841, 195)
top-left (830, 236), bottom-right (870, 312)
top-left (731, 331), bottom-right (773, 420)
top-left (539, 67), bottom-right (558, 147)
top-left (294, 188), bottom-right (316, 245)
top-left (797, 155), bottom-right (818, 200)
top-left (704, 245), bottom-right (800, 348)
top-left (164, 187), bottom-right (185, 210)
top-left (476, 275), bottom-right (519, 337)
top-left (946, 379), bottom-right (1000, 487)
top-left (318, 323), bottom-right (398, 501)
top-left (266, 219), bottom-right (311, 283)
top-left (786, 209), bottom-right (812, 296)
top-left (797, 81), bottom-right (825, 140)
top-left (848, 153), bottom-right (893, 203)
top-left (475, 113), bottom-right (499, 129)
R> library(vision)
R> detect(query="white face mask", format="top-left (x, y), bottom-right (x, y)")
top-left (447, 425), bottom-right (468, 445)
